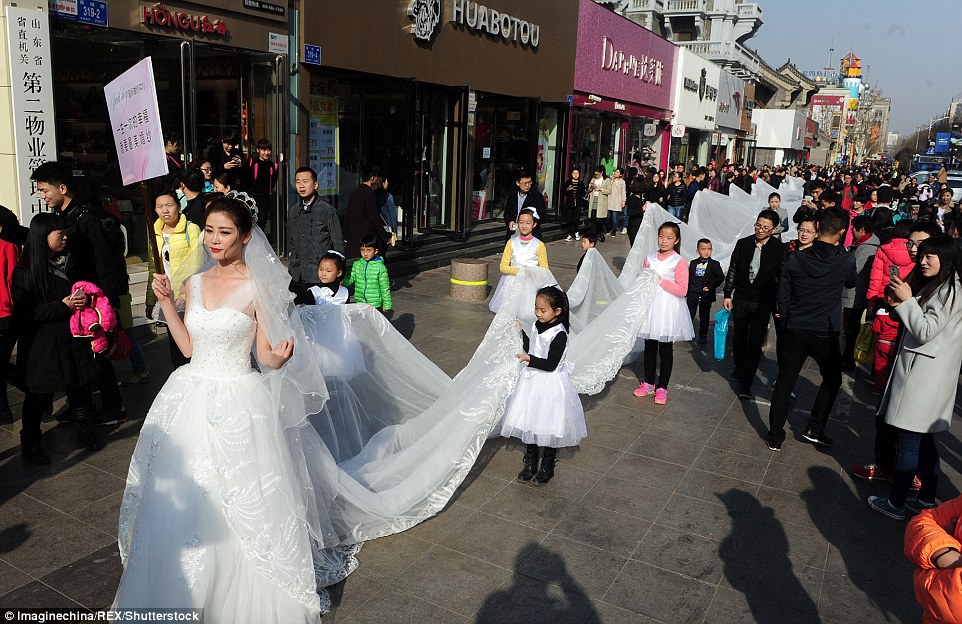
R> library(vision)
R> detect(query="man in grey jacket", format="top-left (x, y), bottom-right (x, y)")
top-left (841, 215), bottom-right (880, 370)
top-left (288, 166), bottom-right (344, 289)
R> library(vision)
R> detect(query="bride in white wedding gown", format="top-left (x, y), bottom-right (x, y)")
top-left (114, 197), bottom-right (355, 621)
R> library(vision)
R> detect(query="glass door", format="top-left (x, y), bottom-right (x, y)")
top-left (248, 54), bottom-right (288, 249)
top-left (414, 86), bottom-right (451, 232)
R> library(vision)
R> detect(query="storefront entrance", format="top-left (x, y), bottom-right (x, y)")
top-left (51, 25), bottom-right (287, 255)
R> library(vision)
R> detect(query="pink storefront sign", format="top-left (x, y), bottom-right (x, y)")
top-left (573, 0), bottom-right (675, 115)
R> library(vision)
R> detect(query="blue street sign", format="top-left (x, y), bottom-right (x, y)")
top-left (304, 44), bottom-right (321, 66)
top-left (78, 0), bottom-right (108, 26)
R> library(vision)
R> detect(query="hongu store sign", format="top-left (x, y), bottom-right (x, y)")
top-left (142, 3), bottom-right (228, 37)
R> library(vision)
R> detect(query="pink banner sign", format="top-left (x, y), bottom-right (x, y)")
top-left (104, 57), bottom-right (167, 185)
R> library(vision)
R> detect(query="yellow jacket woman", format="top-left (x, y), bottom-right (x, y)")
top-left (145, 193), bottom-right (203, 314)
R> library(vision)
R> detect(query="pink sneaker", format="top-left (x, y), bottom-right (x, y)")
top-left (654, 388), bottom-right (668, 405)
top-left (633, 382), bottom-right (655, 398)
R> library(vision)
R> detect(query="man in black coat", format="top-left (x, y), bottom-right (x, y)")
top-left (502, 170), bottom-right (546, 241)
top-left (723, 209), bottom-right (785, 399)
top-left (288, 166), bottom-right (343, 289)
top-left (31, 161), bottom-right (127, 424)
top-left (178, 168), bottom-right (209, 228)
top-left (767, 208), bottom-right (857, 450)
top-left (343, 164), bottom-right (392, 260)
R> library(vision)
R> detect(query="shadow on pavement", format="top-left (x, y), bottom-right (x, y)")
top-left (475, 542), bottom-right (600, 624)
top-left (718, 488), bottom-right (822, 623)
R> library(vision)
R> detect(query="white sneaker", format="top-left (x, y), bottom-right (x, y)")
top-left (575, 233), bottom-right (581, 241)
top-left (565, 235), bottom-right (573, 242)
top-left (621, 227), bottom-right (627, 234)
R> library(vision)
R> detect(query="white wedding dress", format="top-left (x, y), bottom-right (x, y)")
top-left (114, 274), bottom-right (357, 622)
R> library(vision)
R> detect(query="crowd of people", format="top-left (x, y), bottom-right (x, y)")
top-left (6, 143), bottom-right (962, 622)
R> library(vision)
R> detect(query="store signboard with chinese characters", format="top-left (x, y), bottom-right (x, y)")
top-left (6, 7), bottom-right (58, 224)
top-left (715, 70), bottom-right (744, 132)
top-left (104, 57), bottom-right (168, 185)
top-left (308, 95), bottom-right (339, 195)
top-left (573, 0), bottom-right (674, 114)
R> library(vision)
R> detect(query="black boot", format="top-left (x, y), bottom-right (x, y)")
top-left (74, 406), bottom-right (105, 451)
top-left (21, 442), bottom-right (50, 465)
top-left (518, 444), bottom-right (540, 481)
top-left (534, 447), bottom-right (557, 484)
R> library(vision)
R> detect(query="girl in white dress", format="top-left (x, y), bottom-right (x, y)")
top-left (632, 222), bottom-right (694, 405)
top-left (489, 210), bottom-right (548, 313)
top-left (309, 249), bottom-right (349, 305)
top-left (500, 285), bottom-right (586, 484)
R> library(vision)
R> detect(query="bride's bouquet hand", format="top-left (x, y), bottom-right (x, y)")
top-left (152, 274), bottom-right (171, 302)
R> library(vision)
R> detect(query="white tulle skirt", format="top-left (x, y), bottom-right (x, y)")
top-left (499, 363), bottom-right (586, 448)
top-left (638, 289), bottom-right (694, 342)
top-left (301, 306), bottom-right (367, 380)
top-left (114, 366), bottom-right (358, 622)
top-left (488, 274), bottom-right (515, 313)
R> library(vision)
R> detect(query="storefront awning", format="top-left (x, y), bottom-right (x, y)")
top-left (571, 94), bottom-right (669, 120)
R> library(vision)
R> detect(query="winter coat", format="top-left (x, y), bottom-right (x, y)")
top-left (867, 238), bottom-right (913, 307)
top-left (145, 215), bottom-right (203, 307)
top-left (503, 188), bottom-right (547, 240)
top-left (587, 178), bottom-right (611, 219)
top-left (881, 280), bottom-right (962, 433)
top-left (69, 281), bottom-right (117, 353)
top-left (723, 235), bottom-right (786, 303)
top-left (842, 234), bottom-right (880, 309)
top-left (344, 184), bottom-right (391, 259)
top-left (777, 241), bottom-right (857, 332)
top-left (561, 178), bottom-right (587, 222)
top-left (345, 256), bottom-right (392, 310)
top-left (905, 495), bottom-right (962, 624)
top-left (288, 195), bottom-right (344, 283)
top-left (609, 178), bottom-right (626, 213)
top-left (12, 256), bottom-right (96, 394)
top-left (666, 181), bottom-right (687, 208)
top-left (59, 195), bottom-right (129, 308)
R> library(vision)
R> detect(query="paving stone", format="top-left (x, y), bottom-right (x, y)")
top-left (38, 544), bottom-right (121, 610)
top-left (552, 503), bottom-right (652, 559)
top-left (605, 560), bottom-right (715, 624)
top-left (515, 534), bottom-right (626, 600)
top-left (627, 432), bottom-right (703, 466)
top-left (390, 546), bottom-right (509, 617)
top-left (438, 511), bottom-right (547, 570)
top-left (693, 446), bottom-right (770, 484)
top-left (633, 525), bottom-right (725, 583)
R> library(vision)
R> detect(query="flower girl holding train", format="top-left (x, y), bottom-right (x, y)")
top-left (489, 210), bottom-right (549, 313)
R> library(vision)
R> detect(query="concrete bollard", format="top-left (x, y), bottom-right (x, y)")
top-left (449, 258), bottom-right (489, 302)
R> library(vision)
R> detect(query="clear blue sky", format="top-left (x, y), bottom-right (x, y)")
top-left (750, 0), bottom-right (961, 136)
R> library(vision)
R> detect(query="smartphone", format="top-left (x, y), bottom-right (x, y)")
top-left (889, 266), bottom-right (900, 281)
top-left (72, 287), bottom-right (84, 298)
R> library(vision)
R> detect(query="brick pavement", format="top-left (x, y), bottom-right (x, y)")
top-left (0, 233), bottom-right (953, 623)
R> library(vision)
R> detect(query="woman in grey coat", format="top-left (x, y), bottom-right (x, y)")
top-left (868, 236), bottom-right (962, 520)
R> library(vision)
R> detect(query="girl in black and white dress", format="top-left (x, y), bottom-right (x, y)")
top-left (499, 285), bottom-right (586, 484)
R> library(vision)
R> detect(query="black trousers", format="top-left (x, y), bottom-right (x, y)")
top-left (94, 357), bottom-right (123, 412)
top-left (22, 386), bottom-right (90, 445)
top-left (0, 322), bottom-right (16, 417)
top-left (841, 306), bottom-right (864, 367)
top-left (731, 298), bottom-right (774, 389)
top-left (873, 405), bottom-right (897, 473)
top-left (644, 339), bottom-right (674, 389)
top-left (686, 294), bottom-right (713, 338)
top-left (768, 328), bottom-right (843, 444)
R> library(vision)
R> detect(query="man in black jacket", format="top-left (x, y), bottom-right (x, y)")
top-left (344, 164), bottom-right (391, 259)
top-left (31, 161), bottom-right (128, 431)
top-left (767, 208), bottom-right (857, 451)
top-left (178, 168), bottom-right (209, 227)
top-left (723, 209), bottom-right (785, 399)
top-left (502, 170), bottom-right (546, 241)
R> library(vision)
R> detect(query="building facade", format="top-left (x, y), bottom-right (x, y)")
top-left (1, 1), bottom-right (290, 251)
top-left (669, 47), bottom-right (720, 167)
top-left (571, 0), bottom-right (676, 176)
top-left (297, 0), bottom-right (576, 240)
